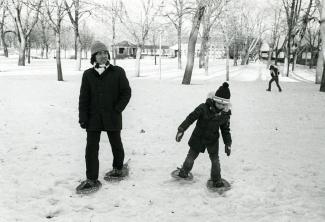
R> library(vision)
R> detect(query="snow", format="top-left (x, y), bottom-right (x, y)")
top-left (0, 56), bottom-right (325, 222)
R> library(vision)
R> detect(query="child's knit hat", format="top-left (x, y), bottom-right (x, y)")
top-left (214, 82), bottom-right (231, 104)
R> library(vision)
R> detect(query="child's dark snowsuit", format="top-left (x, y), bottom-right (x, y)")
top-left (176, 82), bottom-right (232, 184)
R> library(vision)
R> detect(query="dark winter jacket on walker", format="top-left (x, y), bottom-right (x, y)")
top-left (79, 65), bottom-right (131, 131)
top-left (178, 97), bottom-right (232, 154)
top-left (267, 65), bottom-right (282, 92)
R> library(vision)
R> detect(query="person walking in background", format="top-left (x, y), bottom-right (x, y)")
top-left (267, 65), bottom-right (282, 92)
top-left (76, 41), bottom-right (131, 194)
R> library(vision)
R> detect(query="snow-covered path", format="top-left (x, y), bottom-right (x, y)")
top-left (0, 58), bottom-right (324, 221)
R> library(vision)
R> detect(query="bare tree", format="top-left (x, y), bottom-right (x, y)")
top-left (224, 2), bottom-right (241, 67)
top-left (46, 0), bottom-right (66, 81)
top-left (119, 0), bottom-right (159, 77)
top-left (110, 0), bottom-right (122, 65)
top-left (314, 0), bottom-right (323, 83)
top-left (7, 0), bottom-right (43, 66)
top-left (93, 0), bottom-right (122, 65)
top-left (265, 3), bottom-right (284, 69)
top-left (100, 0), bottom-right (122, 65)
top-left (60, 25), bottom-right (73, 59)
top-left (150, 26), bottom-right (158, 65)
top-left (220, 26), bottom-right (233, 81)
top-left (198, 0), bottom-right (225, 73)
top-left (282, 0), bottom-right (302, 76)
top-left (164, 0), bottom-right (192, 69)
top-left (240, 9), bottom-right (266, 65)
top-left (38, 11), bottom-right (51, 58)
top-left (64, 0), bottom-right (92, 70)
top-left (291, 0), bottom-right (314, 71)
top-left (79, 21), bottom-right (94, 59)
top-left (0, 0), bottom-right (13, 57)
top-left (182, 0), bottom-right (206, 85)
top-left (218, 1), bottom-right (238, 81)
top-left (304, 19), bottom-right (319, 70)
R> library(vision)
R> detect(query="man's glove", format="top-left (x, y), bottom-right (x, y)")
top-left (225, 145), bottom-right (231, 156)
top-left (80, 122), bottom-right (87, 129)
top-left (175, 130), bottom-right (184, 142)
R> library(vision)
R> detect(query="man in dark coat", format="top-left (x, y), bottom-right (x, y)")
top-left (266, 65), bottom-right (282, 92)
top-left (175, 82), bottom-right (232, 188)
top-left (76, 41), bottom-right (131, 193)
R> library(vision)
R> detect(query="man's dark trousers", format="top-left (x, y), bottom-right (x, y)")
top-left (85, 130), bottom-right (124, 180)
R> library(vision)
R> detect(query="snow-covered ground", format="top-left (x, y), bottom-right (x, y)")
top-left (0, 56), bottom-right (325, 222)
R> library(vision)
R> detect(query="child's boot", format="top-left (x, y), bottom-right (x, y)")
top-left (178, 168), bottom-right (189, 178)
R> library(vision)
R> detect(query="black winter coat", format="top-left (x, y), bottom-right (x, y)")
top-left (178, 98), bottom-right (232, 153)
top-left (78, 65), bottom-right (131, 131)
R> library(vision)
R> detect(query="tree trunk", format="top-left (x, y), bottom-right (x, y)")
top-left (233, 43), bottom-right (237, 66)
top-left (76, 36), bottom-right (82, 71)
top-left (199, 19), bottom-right (208, 69)
top-left (267, 48), bottom-right (273, 69)
top-left (275, 49), bottom-right (279, 65)
top-left (292, 52), bottom-right (297, 71)
top-left (319, 0), bottom-right (325, 91)
top-left (46, 45), bottom-right (49, 59)
top-left (321, 63), bottom-right (325, 91)
top-left (0, 26), bottom-right (8, 57)
top-left (182, 5), bottom-right (205, 85)
top-left (153, 34), bottom-right (157, 65)
top-left (316, 49), bottom-right (323, 84)
top-left (41, 47), bottom-right (44, 58)
top-left (112, 4), bottom-right (116, 65)
top-left (27, 37), bottom-right (31, 64)
top-left (18, 37), bottom-right (26, 66)
top-left (205, 46), bottom-right (209, 75)
top-left (74, 29), bottom-right (78, 60)
top-left (285, 43), bottom-right (291, 76)
top-left (1, 8), bottom-right (8, 57)
top-left (1, 34), bottom-right (8, 57)
top-left (243, 52), bottom-right (250, 65)
top-left (199, 46), bottom-right (204, 68)
top-left (56, 32), bottom-right (63, 81)
top-left (283, 51), bottom-right (288, 76)
top-left (226, 43), bottom-right (230, 81)
top-left (135, 45), bottom-right (141, 77)
top-left (243, 38), bottom-right (259, 65)
top-left (240, 38), bottom-right (249, 65)
top-left (177, 25), bottom-right (182, 69)
top-left (309, 50), bottom-right (314, 69)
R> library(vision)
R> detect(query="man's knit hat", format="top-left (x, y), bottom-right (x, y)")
top-left (91, 41), bottom-right (110, 58)
top-left (214, 82), bottom-right (231, 104)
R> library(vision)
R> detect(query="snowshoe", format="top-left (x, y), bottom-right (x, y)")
top-left (171, 167), bottom-right (193, 181)
top-left (76, 179), bottom-right (102, 194)
top-left (206, 178), bottom-right (231, 194)
top-left (104, 159), bottom-right (130, 181)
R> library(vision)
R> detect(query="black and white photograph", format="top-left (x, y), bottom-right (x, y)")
top-left (0, 0), bottom-right (325, 221)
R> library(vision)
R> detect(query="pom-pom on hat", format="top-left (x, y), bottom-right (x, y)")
top-left (214, 82), bottom-right (231, 104)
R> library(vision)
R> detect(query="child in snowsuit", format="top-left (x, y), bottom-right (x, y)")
top-left (267, 65), bottom-right (282, 92)
top-left (175, 82), bottom-right (232, 188)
